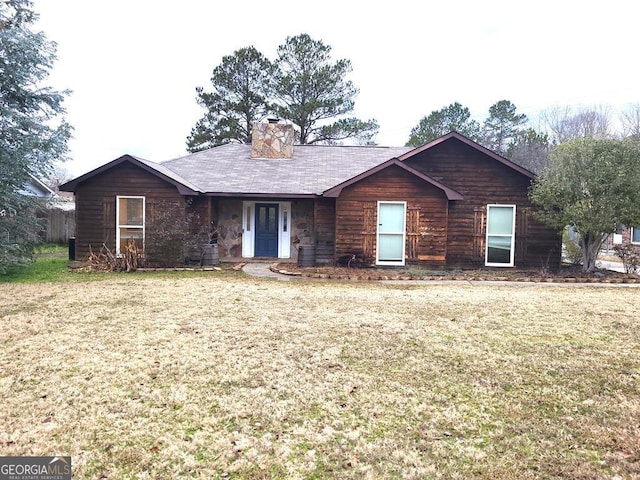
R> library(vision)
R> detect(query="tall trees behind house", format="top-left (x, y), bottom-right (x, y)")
top-left (539, 105), bottom-right (613, 143)
top-left (506, 129), bottom-right (551, 174)
top-left (186, 47), bottom-right (273, 152)
top-left (407, 100), bottom-right (549, 172)
top-left (187, 34), bottom-right (378, 152)
top-left (408, 101), bottom-right (639, 172)
top-left (620, 103), bottom-right (640, 142)
top-left (272, 34), bottom-right (378, 145)
top-left (482, 100), bottom-right (528, 156)
top-left (406, 102), bottom-right (481, 147)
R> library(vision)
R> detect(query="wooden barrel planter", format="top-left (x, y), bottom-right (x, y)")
top-left (202, 244), bottom-right (220, 266)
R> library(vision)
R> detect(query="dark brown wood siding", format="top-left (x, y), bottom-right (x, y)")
top-left (188, 196), bottom-right (212, 227)
top-left (405, 138), bottom-right (561, 268)
top-left (186, 196), bottom-right (213, 238)
top-left (313, 198), bottom-right (336, 264)
top-left (74, 162), bottom-right (184, 259)
top-left (335, 165), bottom-right (449, 265)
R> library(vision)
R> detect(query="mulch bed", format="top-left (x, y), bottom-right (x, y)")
top-left (272, 263), bottom-right (640, 283)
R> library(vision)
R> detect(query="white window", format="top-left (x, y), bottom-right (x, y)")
top-left (485, 204), bottom-right (516, 267)
top-left (377, 201), bottom-right (406, 266)
top-left (116, 196), bottom-right (145, 254)
top-left (632, 227), bottom-right (640, 244)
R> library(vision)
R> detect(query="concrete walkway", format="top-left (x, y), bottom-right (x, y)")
top-left (242, 263), bottom-right (293, 281)
top-left (597, 260), bottom-right (625, 273)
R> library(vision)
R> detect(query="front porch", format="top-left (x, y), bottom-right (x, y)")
top-left (198, 197), bottom-right (333, 264)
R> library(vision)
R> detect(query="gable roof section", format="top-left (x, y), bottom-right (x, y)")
top-left (398, 132), bottom-right (535, 179)
top-left (323, 158), bottom-right (464, 199)
top-left (60, 154), bottom-right (202, 195)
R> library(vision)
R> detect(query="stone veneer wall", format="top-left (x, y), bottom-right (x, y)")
top-left (291, 200), bottom-right (315, 261)
top-left (216, 199), bottom-right (243, 258)
top-left (251, 122), bottom-right (294, 159)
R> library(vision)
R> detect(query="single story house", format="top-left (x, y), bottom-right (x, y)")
top-left (603, 226), bottom-right (640, 250)
top-left (20, 174), bottom-right (55, 199)
top-left (60, 122), bottom-right (561, 269)
top-left (624, 227), bottom-right (640, 245)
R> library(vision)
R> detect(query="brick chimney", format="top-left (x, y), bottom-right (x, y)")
top-left (251, 119), bottom-right (294, 159)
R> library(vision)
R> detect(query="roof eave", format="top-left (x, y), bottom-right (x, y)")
top-left (28, 174), bottom-right (55, 197)
top-left (203, 192), bottom-right (318, 199)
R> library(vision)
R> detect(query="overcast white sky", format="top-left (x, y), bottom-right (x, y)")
top-left (33, 0), bottom-right (639, 176)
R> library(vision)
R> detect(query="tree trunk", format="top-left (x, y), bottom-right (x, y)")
top-left (579, 231), bottom-right (606, 273)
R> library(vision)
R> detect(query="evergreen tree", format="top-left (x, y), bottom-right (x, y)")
top-left (482, 100), bottom-right (527, 155)
top-left (186, 47), bottom-right (273, 152)
top-left (0, 0), bottom-right (71, 272)
top-left (188, 34), bottom-right (378, 149)
top-left (271, 34), bottom-right (378, 145)
top-left (406, 102), bottom-right (481, 147)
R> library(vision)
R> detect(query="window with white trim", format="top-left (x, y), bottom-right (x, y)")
top-left (485, 204), bottom-right (516, 267)
top-left (632, 227), bottom-right (640, 244)
top-left (377, 201), bottom-right (406, 266)
top-left (116, 196), bottom-right (145, 254)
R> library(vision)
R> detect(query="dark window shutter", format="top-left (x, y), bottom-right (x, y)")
top-left (407, 205), bottom-right (420, 259)
top-left (362, 203), bottom-right (376, 260)
top-left (473, 206), bottom-right (486, 261)
top-left (103, 197), bottom-right (116, 250)
top-left (515, 208), bottom-right (529, 262)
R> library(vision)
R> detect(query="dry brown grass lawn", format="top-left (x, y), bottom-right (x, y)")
top-left (1, 273), bottom-right (639, 479)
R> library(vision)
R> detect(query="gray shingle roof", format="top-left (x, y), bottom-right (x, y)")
top-left (132, 155), bottom-right (203, 193)
top-left (60, 133), bottom-right (535, 197)
top-left (161, 144), bottom-right (413, 196)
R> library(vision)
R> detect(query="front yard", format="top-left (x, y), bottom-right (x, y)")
top-left (1, 272), bottom-right (639, 479)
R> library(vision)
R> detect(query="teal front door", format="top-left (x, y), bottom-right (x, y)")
top-left (255, 203), bottom-right (279, 257)
top-left (377, 202), bottom-right (406, 265)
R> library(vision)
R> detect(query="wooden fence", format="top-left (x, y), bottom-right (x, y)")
top-left (42, 208), bottom-right (75, 243)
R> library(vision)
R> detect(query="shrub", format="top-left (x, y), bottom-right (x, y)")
top-left (562, 227), bottom-right (582, 265)
top-left (145, 200), bottom-right (213, 267)
top-left (0, 196), bottom-right (47, 273)
top-left (145, 201), bottom-right (189, 267)
top-left (88, 200), bottom-right (214, 270)
top-left (613, 244), bottom-right (640, 275)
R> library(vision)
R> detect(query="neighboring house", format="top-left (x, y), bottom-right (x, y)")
top-left (19, 174), bottom-right (55, 199)
top-left (610, 226), bottom-right (640, 248)
top-left (60, 123), bottom-right (561, 269)
top-left (599, 225), bottom-right (640, 254)
top-left (16, 174), bottom-right (75, 243)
